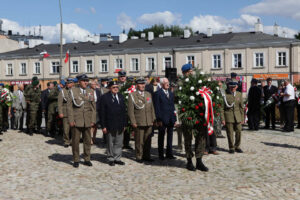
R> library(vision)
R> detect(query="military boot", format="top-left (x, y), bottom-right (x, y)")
top-left (196, 157), bottom-right (209, 172)
top-left (28, 129), bottom-right (33, 136)
top-left (186, 158), bottom-right (196, 171)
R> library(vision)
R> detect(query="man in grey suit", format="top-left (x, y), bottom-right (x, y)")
top-left (12, 84), bottom-right (26, 132)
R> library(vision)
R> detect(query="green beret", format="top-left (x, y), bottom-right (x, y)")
top-left (32, 80), bottom-right (39, 86)
top-left (53, 81), bottom-right (58, 86)
top-left (32, 76), bottom-right (38, 81)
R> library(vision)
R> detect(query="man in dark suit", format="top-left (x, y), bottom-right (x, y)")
top-left (247, 79), bottom-right (262, 130)
top-left (154, 78), bottom-right (177, 160)
top-left (41, 82), bottom-right (53, 132)
top-left (100, 81), bottom-right (127, 166)
top-left (263, 78), bottom-right (278, 129)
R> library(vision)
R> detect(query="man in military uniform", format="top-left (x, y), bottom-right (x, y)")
top-left (47, 81), bottom-right (60, 137)
top-left (221, 80), bottom-right (244, 154)
top-left (128, 77), bottom-right (156, 163)
top-left (24, 78), bottom-right (41, 135)
top-left (67, 74), bottom-right (96, 168)
top-left (180, 64), bottom-right (208, 172)
top-left (98, 77), bottom-right (109, 144)
top-left (58, 78), bottom-right (73, 147)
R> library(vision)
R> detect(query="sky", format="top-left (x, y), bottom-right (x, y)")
top-left (0, 0), bottom-right (299, 43)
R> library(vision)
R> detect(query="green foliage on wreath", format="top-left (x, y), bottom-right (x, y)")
top-left (119, 79), bottom-right (136, 106)
top-left (176, 69), bottom-right (223, 130)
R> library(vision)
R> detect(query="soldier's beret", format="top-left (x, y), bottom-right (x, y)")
top-left (108, 81), bottom-right (118, 88)
top-left (228, 80), bottom-right (238, 87)
top-left (99, 77), bottom-right (109, 82)
top-left (76, 73), bottom-right (89, 81)
top-left (67, 78), bottom-right (74, 83)
top-left (136, 77), bottom-right (146, 84)
top-left (127, 77), bottom-right (134, 82)
top-left (230, 73), bottom-right (237, 78)
top-left (251, 78), bottom-right (258, 84)
top-left (0, 83), bottom-right (4, 86)
top-left (73, 78), bottom-right (78, 83)
top-left (53, 81), bottom-right (58, 86)
top-left (181, 63), bottom-right (193, 73)
top-left (118, 70), bottom-right (126, 77)
top-left (32, 80), bottom-right (39, 86)
top-left (32, 76), bottom-right (38, 81)
top-left (60, 79), bottom-right (66, 86)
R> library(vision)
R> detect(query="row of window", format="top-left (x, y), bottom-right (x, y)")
top-left (2, 52), bottom-right (288, 76)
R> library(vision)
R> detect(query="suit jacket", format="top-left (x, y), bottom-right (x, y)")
top-left (248, 86), bottom-right (262, 113)
top-left (154, 88), bottom-right (176, 126)
top-left (128, 90), bottom-right (156, 126)
top-left (100, 92), bottom-right (127, 132)
top-left (221, 91), bottom-right (244, 123)
top-left (58, 88), bottom-right (69, 117)
top-left (12, 90), bottom-right (26, 110)
top-left (263, 85), bottom-right (278, 103)
top-left (41, 89), bottom-right (50, 111)
top-left (67, 87), bottom-right (96, 127)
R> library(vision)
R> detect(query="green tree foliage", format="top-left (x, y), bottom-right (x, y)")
top-left (128, 24), bottom-right (193, 38)
top-left (295, 32), bottom-right (300, 40)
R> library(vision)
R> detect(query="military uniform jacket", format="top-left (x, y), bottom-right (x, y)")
top-left (48, 87), bottom-right (59, 112)
top-left (24, 86), bottom-right (41, 111)
top-left (67, 87), bottom-right (96, 127)
top-left (221, 91), bottom-right (244, 123)
top-left (128, 90), bottom-right (156, 127)
top-left (58, 88), bottom-right (69, 117)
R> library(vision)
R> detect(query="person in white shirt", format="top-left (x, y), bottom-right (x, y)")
top-left (280, 79), bottom-right (295, 132)
top-left (12, 84), bottom-right (26, 132)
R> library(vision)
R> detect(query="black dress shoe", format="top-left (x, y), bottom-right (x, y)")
top-left (136, 159), bottom-right (143, 163)
top-left (73, 162), bottom-right (79, 168)
top-left (196, 158), bottom-right (209, 172)
top-left (83, 161), bottom-right (93, 166)
top-left (64, 144), bottom-right (69, 148)
top-left (186, 158), bottom-right (196, 171)
top-left (143, 158), bottom-right (154, 162)
top-left (109, 161), bottom-right (115, 166)
top-left (229, 150), bottom-right (235, 154)
top-left (115, 160), bottom-right (125, 165)
top-left (166, 155), bottom-right (176, 160)
top-left (235, 149), bottom-right (243, 153)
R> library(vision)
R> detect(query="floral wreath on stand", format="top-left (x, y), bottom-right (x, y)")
top-left (176, 70), bottom-right (223, 136)
top-left (0, 87), bottom-right (14, 107)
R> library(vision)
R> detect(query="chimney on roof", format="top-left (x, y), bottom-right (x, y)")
top-left (255, 18), bottom-right (263, 33)
top-left (94, 35), bottom-right (100, 43)
top-left (163, 32), bottom-right (172, 37)
top-left (273, 23), bottom-right (279, 37)
top-left (130, 36), bottom-right (139, 40)
top-left (8, 30), bottom-right (12, 35)
top-left (19, 41), bottom-right (25, 48)
top-left (184, 29), bottom-right (191, 38)
top-left (141, 33), bottom-right (146, 39)
top-left (39, 25), bottom-right (42, 36)
top-left (228, 27), bottom-right (233, 33)
top-left (0, 20), bottom-right (3, 31)
top-left (207, 28), bottom-right (212, 37)
top-left (62, 38), bottom-right (66, 45)
top-left (283, 30), bottom-right (288, 38)
top-left (148, 32), bottom-right (154, 41)
top-left (119, 33), bottom-right (128, 43)
top-left (158, 34), bottom-right (164, 38)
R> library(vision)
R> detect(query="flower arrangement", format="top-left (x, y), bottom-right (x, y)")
top-left (0, 88), bottom-right (14, 107)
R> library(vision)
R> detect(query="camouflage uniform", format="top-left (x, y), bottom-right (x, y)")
top-left (47, 86), bottom-right (59, 136)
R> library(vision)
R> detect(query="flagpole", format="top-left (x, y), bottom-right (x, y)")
top-left (59, 0), bottom-right (63, 80)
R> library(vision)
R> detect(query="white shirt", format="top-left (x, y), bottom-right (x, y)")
top-left (283, 84), bottom-right (295, 102)
top-left (94, 90), bottom-right (97, 102)
top-left (19, 90), bottom-right (23, 102)
top-left (163, 89), bottom-right (169, 98)
top-left (112, 93), bottom-right (119, 104)
top-left (138, 90), bottom-right (144, 97)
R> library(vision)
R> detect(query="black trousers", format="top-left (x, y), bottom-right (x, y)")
top-left (264, 104), bottom-right (275, 128)
top-left (123, 129), bottom-right (130, 147)
top-left (158, 124), bottom-right (174, 157)
top-left (205, 132), bottom-right (217, 152)
top-left (248, 110), bottom-right (260, 130)
top-left (297, 104), bottom-right (300, 127)
top-left (284, 100), bottom-right (295, 131)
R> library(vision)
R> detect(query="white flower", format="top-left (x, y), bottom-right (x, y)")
top-left (200, 71), bottom-right (205, 75)
top-left (217, 96), bottom-right (219, 100)
top-left (179, 87), bottom-right (182, 90)
top-left (190, 96), bottom-right (195, 101)
top-left (126, 96), bottom-right (128, 99)
top-left (198, 80), bottom-right (202, 84)
top-left (216, 87), bottom-right (220, 90)
top-left (178, 101), bottom-right (182, 105)
top-left (185, 78), bottom-right (189, 82)
top-left (190, 86), bottom-right (195, 91)
top-left (196, 91), bottom-right (200, 96)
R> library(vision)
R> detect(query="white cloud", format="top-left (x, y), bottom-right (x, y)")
top-left (242, 0), bottom-right (300, 21)
top-left (187, 14), bottom-right (297, 38)
top-left (90, 7), bottom-right (96, 14)
top-left (117, 13), bottom-right (136, 31)
top-left (138, 11), bottom-right (181, 26)
top-left (1, 18), bottom-right (92, 43)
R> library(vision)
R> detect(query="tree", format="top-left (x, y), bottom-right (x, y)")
top-left (295, 32), bottom-right (300, 40)
top-left (128, 24), bottom-right (193, 38)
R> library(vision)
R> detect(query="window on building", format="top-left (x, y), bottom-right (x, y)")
top-left (277, 52), bottom-right (287, 66)
top-left (164, 57), bottom-right (172, 70)
top-left (131, 58), bottom-right (139, 71)
top-left (187, 55), bottom-right (195, 65)
top-left (20, 63), bottom-right (27, 75)
top-left (254, 53), bottom-right (264, 67)
top-left (212, 55), bottom-right (221, 69)
top-left (146, 57), bottom-right (155, 71)
top-left (6, 63), bottom-right (13, 76)
top-left (51, 61), bottom-right (60, 74)
top-left (233, 53), bottom-right (242, 68)
top-left (71, 61), bottom-right (79, 73)
top-left (115, 58), bottom-right (123, 69)
top-left (34, 62), bottom-right (41, 74)
top-left (86, 60), bottom-right (93, 73)
top-left (100, 59), bottom-right (108, 72)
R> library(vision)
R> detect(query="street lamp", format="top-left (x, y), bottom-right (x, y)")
top-left (59, 0), bottom-right (63, 80)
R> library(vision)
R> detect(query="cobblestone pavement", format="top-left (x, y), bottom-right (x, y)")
top-left (0, 127), bottom-right (299, 200)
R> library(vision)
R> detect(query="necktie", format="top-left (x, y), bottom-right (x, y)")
top-left (166, 91), bottom-right (169, 98)
top-left (83, 89), bottom-right (86, 95)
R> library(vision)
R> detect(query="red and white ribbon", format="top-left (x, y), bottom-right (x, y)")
top-left (198, 86), bottom-right (214, 135)
top-left (127, 85), bottom-right (136, 94)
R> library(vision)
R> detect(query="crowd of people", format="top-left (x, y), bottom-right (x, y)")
top-left (0, 64), bottom-right (297, 172)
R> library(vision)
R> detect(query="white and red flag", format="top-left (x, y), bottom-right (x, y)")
top-left (64, 50), bottom-right (69, 63)
top-left (40, 51), bottom-right (50, 58)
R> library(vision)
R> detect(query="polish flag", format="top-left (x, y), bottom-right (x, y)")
top-left (114, 69), bottom-right (122, 73)
top-left (40, 51), bottom-right (50, 58)
top-left (64, 50), bottom-right (69, 63)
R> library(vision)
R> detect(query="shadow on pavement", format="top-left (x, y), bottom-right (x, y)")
top-left (48, 153), bottom-right (73, 165)
top-left (261, 142), bottom-right (300, 150)
top-left (45, 138), bottom-right (64, 147)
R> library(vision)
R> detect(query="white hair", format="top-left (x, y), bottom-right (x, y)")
top-left (160, 77), bottom-right (169, 85)
top-left (17, 84), bottom-right (24, 89)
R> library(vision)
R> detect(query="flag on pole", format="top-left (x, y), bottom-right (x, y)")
top-left (40, 51), bottom-right (50, 58)
top-left (64, 50), bottom-right (69, 63)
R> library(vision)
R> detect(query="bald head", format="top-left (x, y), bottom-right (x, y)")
top-left (18, 84), bottom-right (24, 91)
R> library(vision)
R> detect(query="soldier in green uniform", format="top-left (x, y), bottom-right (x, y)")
top-left (25, 78), bottom-right (41, 135)
top-left (128, 77), bottom-right (156, 163)
top-left (180, 64), bottom-right (209, 172)
top-left (221, 80), bottom-right (244, 154)
top-left (47, 81), bottom-right (60, 137)
top-left (67, 74), bottom-right (96, 168)
top-left (58, 78), bottom-right (73, 147)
